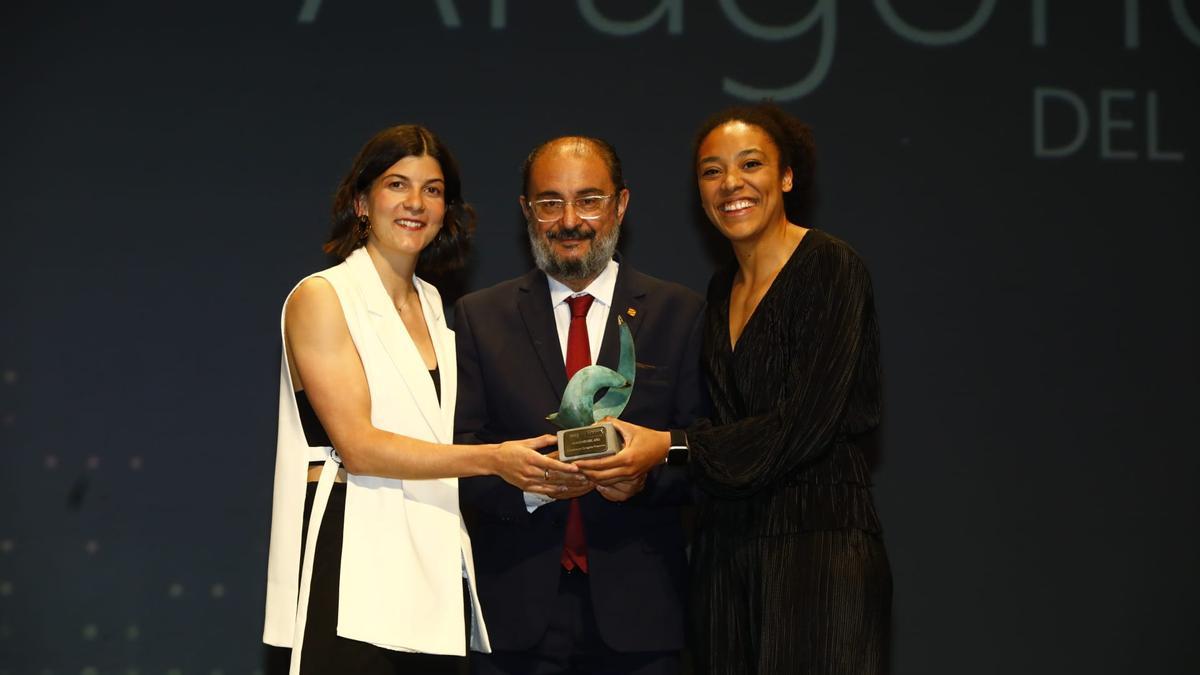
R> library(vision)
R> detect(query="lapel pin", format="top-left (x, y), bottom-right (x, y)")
top-left (626, 307), bottom-right (637, 317)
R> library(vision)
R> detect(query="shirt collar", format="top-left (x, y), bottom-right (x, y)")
top-left (547, 258), bottom-right (620, 309)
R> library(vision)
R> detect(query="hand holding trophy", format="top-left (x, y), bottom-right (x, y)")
top-left (546, 316), bottom-right (635, 462)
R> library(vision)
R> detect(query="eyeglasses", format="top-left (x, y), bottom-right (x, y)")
top-left (527, 194), bottom-right (615, 222)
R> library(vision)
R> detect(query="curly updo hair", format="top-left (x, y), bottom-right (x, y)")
top-left (693, 103), bottom-right (817, 225)
top-left (324, 124), bottom-right (475, 275)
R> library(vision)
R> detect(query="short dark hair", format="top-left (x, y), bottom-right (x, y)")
top-left (325, 124), bottom-right (475, 275)
top-left (693, 103), bottom-right (816, 224)
top-left (520, 135), bottom-right (626, 197)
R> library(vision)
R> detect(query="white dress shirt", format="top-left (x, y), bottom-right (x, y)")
top-left (524, 259), bottom-right (619, 512)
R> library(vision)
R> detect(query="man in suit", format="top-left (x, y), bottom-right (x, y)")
top-left (454, 135), bottom-right (706, 675)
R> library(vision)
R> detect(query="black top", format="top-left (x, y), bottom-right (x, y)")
top-left (429, 366), bottom-right (441, 404)
top-left (294, 367), bottom-right (441, 450)
top-left (295, 389), bottom-right (331, 448)
top-left (688, 229), bottom-right (882, 534)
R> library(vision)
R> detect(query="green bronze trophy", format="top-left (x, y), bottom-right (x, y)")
top-left (546, 316), bottom-right (635, 462)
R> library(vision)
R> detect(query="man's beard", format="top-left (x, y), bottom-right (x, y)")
top-left (528, 219), bottom-right (620, 282)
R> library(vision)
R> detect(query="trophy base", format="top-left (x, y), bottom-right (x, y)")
top-left (557, 422), bottom-right (620, 462)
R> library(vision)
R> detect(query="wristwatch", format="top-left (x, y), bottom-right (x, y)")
top-left (666, 428), bottom-right (689, 466)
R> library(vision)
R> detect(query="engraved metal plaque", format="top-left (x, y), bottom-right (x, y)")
top-left (557, 422), bottom-right (620, 462)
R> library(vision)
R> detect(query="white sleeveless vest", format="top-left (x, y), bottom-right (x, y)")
top-left (262, 247), bottom-right (489, 668)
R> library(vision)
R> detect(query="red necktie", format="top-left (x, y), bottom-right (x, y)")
top-left (562, 293), bottom-right (594, 572)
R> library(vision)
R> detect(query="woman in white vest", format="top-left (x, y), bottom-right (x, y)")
top-left (263, 125), bottom-right (581, 674)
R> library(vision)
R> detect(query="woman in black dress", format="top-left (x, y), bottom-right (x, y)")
top-left (577, 104), bottom-right (891, 674)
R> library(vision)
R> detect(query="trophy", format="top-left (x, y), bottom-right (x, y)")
top-left (546, 316), bottom-right (635, 462)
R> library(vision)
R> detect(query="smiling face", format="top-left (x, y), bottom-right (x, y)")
top-left (356, 154), bottom-right (446, 258)
top-left (521, 140), bottom-right (628, 287)
top-left (696, 121), bottom-right (794, 244)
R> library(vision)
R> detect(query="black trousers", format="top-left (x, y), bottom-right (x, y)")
top-left (471, 568), bottom-right (679, 675)
top-left (297, 482), bottom-right (470, 675)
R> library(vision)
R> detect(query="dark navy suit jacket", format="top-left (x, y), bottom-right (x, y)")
top-left (454, 263), bottom-right (706, 653)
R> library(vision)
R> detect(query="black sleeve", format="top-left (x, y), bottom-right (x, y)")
top-left (452, 297), bottom-right (489, 446)
top-left (626, 296), bottom-right (708, 508)
top-left (453, 297), bottom-right (531, 520)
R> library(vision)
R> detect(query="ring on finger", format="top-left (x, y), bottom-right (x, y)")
top-left (544, 468), bottom-right (550, 481)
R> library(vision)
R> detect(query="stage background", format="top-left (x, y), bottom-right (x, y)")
top-left (2, 1), bottom-right (1197, 673)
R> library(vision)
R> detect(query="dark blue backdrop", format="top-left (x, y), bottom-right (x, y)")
top-left (2, 1), bottom-right (1197, 673)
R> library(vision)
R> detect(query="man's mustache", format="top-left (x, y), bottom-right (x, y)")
top-left (546, 225), bottom-right (596, 241)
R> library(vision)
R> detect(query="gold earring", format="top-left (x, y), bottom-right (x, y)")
top-left (357, 214), bottom-right (370, 241)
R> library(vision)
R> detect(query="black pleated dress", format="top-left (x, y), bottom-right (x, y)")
top-left (687, 230), bottom-right (892, 675)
